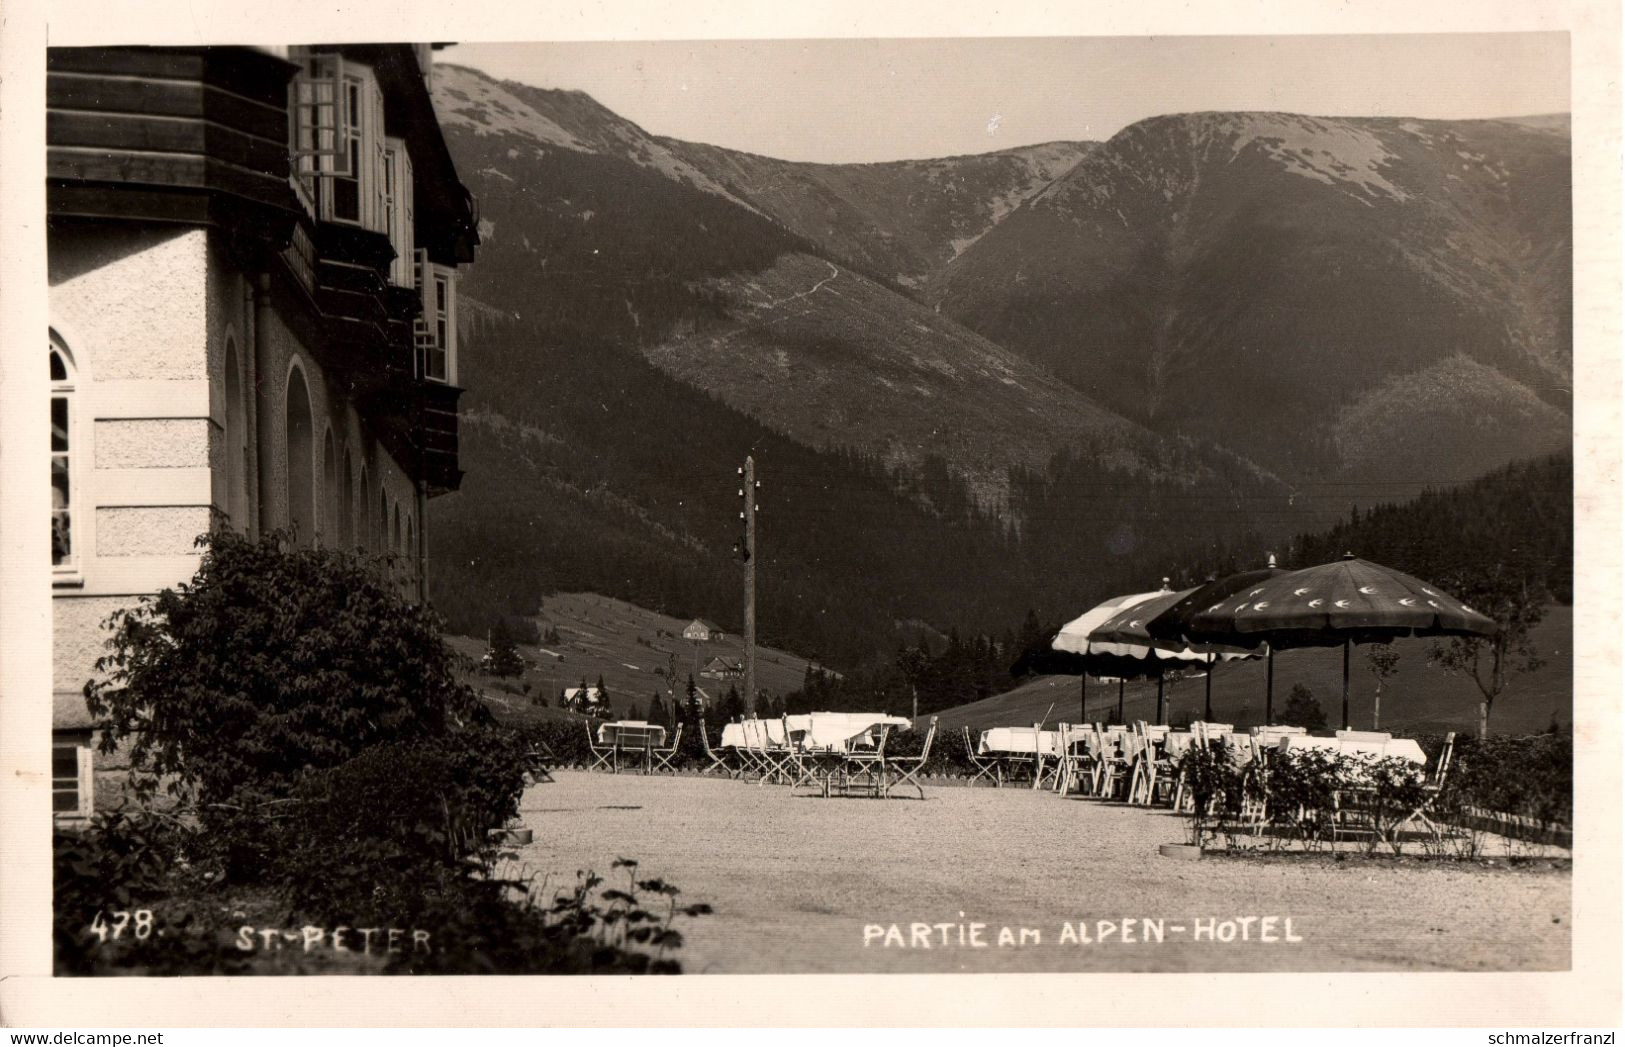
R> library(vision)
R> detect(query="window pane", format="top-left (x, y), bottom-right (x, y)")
top-left (436, 280), bottom-right (447, 312)
top-left (49, 348), bottom-right (66, 382)
top-left (334, 176), bottom-right (359, 221)
top-left (52, 397), bottom-right (68, 451)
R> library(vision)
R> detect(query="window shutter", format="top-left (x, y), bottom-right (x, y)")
top-left (412, 249), bottom-right (435, 379)
top-left (443, 267), bottom-right (458, 385)
top-left (369, 77), bottom-right (387, 231)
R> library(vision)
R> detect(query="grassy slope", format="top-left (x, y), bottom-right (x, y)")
top-left (934, 605), bottom-right (1572, 737)
top-left (447, 592), bottom-right (819, 718)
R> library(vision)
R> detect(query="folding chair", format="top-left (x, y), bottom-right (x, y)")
top-left (696, 717), bottom-right (735, 778)
top-left (781, 716), bottom-right (821, 789)
top-left (1031, 723), bottom-right (1062, 791)
top-left (1389, 731), bottom-right (1457, 846)
top-left (651, 723), bottom-right (684, 774)
top-left (1128, 721), bottom-right (1177, 806)
top-left (1053, 723), bottom-right (1089, 795)
top-left (1089, 723), bottom-right (1130, 799)
top-left (586, 720), bottom-right (616, 773)
top-left (963, 726), bottom-right (1003, 787)
top-left (524, 737), bottom-right (557, 785)
top-left (840, 723), bottom-right (893, 797)
top-left (883, 717), bottom-right (937, 799)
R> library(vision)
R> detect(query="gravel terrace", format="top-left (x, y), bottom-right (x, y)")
top-left (508, 770), bottom-right (1570, 974)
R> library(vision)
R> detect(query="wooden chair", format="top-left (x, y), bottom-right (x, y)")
top-left (781, 715), bottom-right (820, 789)
top-left (696, 717), bottom-right (735, 778)
top-left (1053, 722), bottom-right (1089, 795)
top-left (1089, 723), bottom-right (1130, 799)
top-left (651, 723), bottom-right (684, 774)
top-left (963, 726), bottom-right (1002, 787)
top-left (1390, 732), bottom-right (1457, 846)
top-left (586, 720), bottom-right (616, 773)
top-left (524, 737), bottom-right (557, 784)
top-left (839, 723), bottom-right (893, 797)
top-left (884, 717), bottom-right (938, 799)
top-left (1127, 721), bottom-right (1177, 806)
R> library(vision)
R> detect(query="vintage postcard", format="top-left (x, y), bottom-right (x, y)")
top-left (0, 0), bottom-right (1618, 1029)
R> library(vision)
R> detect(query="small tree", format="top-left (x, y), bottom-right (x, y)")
top-left (596, 673), bottom-right (610, 712)
top-left (648, 693), bottom-right (669, 726)
top-left (1277, 684), bottom-right (1328, 732)
top-left (486, 618), bottom-right (525, 677)
top-left (1430, 569), bottom-right (1547, 739)
top-left (1364, 643), bottom-right (1400, 731)
top-left (720, 684), bottom-right (745, 724)
top-left (626, 701), bottom-right (641, 722)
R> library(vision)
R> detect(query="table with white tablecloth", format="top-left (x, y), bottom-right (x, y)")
top-left (1275, 734), bottom-right (1427, 764)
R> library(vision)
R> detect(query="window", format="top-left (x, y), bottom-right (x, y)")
top-left (50, 338), bottom-right (76, 574)
top-left (378, 489), bottom-right (388, 554)
top-left (289, 52), bottom-right (384, 230)
top-left (339, 451), bottom-right (354, 549)
top-left (285, 366), bottom-right (315, 546)
top-left (384, 138), bottom-right (415, 287)
top-left (414, 252), bottom-right (457, 384)
top-left (357, 463), bottom-right (371, 548)
top-left (53, 741), bottom-right (93, 818)
top-left (223, 337), bottom-right (250, 532)
top-left (321, 429), bottom-right (337, 546)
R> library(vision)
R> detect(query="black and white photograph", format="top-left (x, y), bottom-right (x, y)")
top-left (1, 0), bottom-right (1619, 1030)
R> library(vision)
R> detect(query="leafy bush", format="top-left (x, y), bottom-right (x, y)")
top-left (275, 725), bottom-right (534, 923)
top-left (84, 530), bottom-right (488, 875)
top-left (1276, 684), bottom-right (1329, 731)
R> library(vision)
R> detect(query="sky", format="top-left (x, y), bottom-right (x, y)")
top-left (443, 34), bottom-right (1570, 163)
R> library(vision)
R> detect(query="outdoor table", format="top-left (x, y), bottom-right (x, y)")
top-left (794, 714), bottom-right (906, 797)
top-left (596, 721), bottom-right (667, 774)
top-left (1275, 734), bottom-right (1426, 765)
top-left (979, 727), bottom-right (1062, 788)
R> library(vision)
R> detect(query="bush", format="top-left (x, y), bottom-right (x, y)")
top-left (1276, 684), bottom-right (1329, 731)
top-left (84, 530), bottom-right (489, 877)
top-left (276, 725), bottom-right (533, 923)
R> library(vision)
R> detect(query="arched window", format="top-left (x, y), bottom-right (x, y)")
top-left (339, 451), bottom-right (354, 550)
top-left (223, 337), bottom-right (249, 531)
top-left (405, 513), bottom-right (416, 571)
top-left (285, 365), bottom-right (316, 546)
top-left (392, 502), bottom-right (401, 555)
top-left (321, 428), bottom-right (337, 546)
top-left (378, 488), bottom-right (388, 554)
top-left (50, 335), bottom-right (76, 571)
top-left (357, 463), bottom-right (371, 549)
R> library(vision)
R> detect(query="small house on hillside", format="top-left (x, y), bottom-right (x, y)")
top-left (683, 619), bottom-right (723, 643)
top-left (561, 686), bottom-right (607, 713)
top-left (700, 656), bottom-right (743, 680)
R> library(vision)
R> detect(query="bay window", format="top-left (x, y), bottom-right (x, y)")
top-left (289, 51), bottom-right (385, 230)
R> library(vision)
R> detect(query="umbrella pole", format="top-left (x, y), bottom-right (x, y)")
top-left (1265, 646), bottom-right (1275, 725)
top-left (1081, 672), bottom-right (1087, 724)
top-left (1156, 668), bottom-right (1165, 725)
top-left (1342, 639), bottom-right (1351, 730)
top-left (1117, 679), bottom-right (1124, 724)
top-left (1205, 653), bottom-right (1214, 721)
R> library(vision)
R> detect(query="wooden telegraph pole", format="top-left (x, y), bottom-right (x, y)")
top-left (737, 456), bottom-right (759, 715)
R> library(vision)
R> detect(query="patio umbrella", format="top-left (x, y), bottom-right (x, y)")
top-left (1143, 557), bottom-right (1288, 721)
top-left (1185, 553), bottom-right (1499, 729)
top-left (1086, 583), bottom-right (1259, 724)
top-left (1048, 590), bottom-right (1167, 724)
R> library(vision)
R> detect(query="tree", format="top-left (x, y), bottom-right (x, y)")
top-left (84, 529), bottom-right (487, 814)
top-left (596, 673), bottom-right (609, 710)
top-left (486, 618), bottom-right (525, 677)
top-left (1364, 643), bottom-right (1400, 731)
top-left (1277, 684), bottom-right (1328, 732)
top-left (1429, 567), bottom-right (1548, 739)
top-left (626, 701), bottom-right (641, 721)
top-left (648, 693), bottom-right (668, 726)
top-left (720, 684), bottom-right (745, 724)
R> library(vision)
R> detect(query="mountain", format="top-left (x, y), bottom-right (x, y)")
top-left (425, 64), bottom-right (1571, 671)
top-left (662, 138), bottom-right (1096, 288)
top-left (429, 64), bottom-right (1283, 512)
top-left (933, 111), bottom-right (1572, 489)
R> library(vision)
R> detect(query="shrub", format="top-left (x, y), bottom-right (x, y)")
top-left (276, 725), bottom-right (533, 923)
top-left (84, 530), bottom-right (488, 876)
top-left (1276, 684), bottom-right (1329, 731)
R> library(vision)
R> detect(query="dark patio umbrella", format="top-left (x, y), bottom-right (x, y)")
top-left (1144, 558), bottom-right (1288, 721)
top-left (1185, 553), bottom-right (1499, 729)
top-left (1087, 584), bottom-right (1259, 724)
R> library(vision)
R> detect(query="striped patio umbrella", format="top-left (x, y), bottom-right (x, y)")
top-left (1185, 553), bottom-right (1498, 729)
top-left (1087, 584), bottom-right (1260, 724)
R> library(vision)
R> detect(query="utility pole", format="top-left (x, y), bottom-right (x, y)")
top-left (736, 456), bottom-right (759, 715)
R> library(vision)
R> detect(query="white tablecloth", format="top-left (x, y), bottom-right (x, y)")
top-left (1276, 734), bottom-right (1427, 764)
top-left (979, 728), bottom-right (1061, 756)
top-left (720, 714), bottom-right (907, 750)
top-left (596, 721), bottom-right (666, 746)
